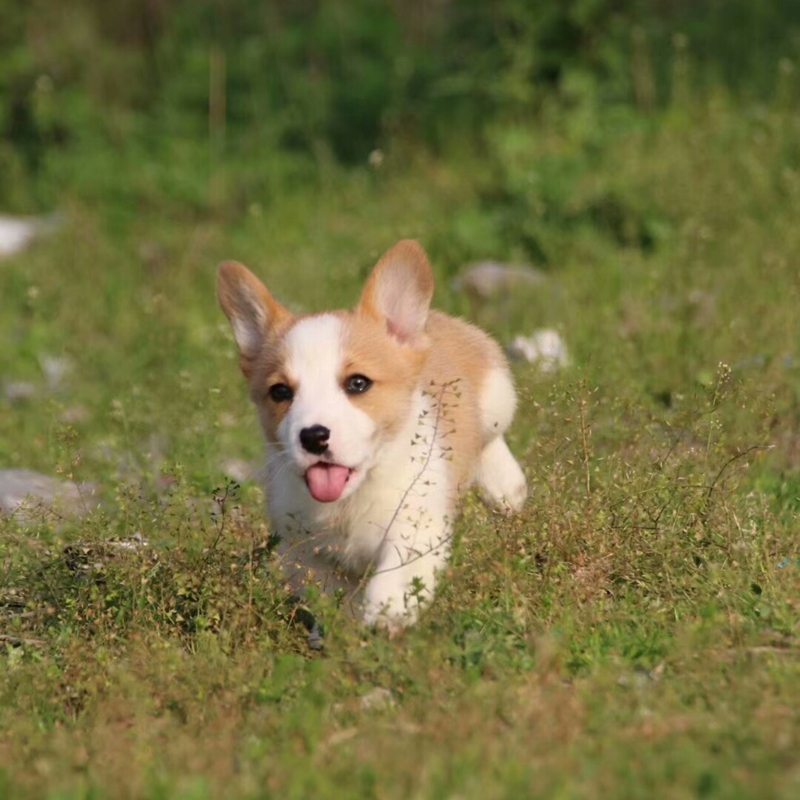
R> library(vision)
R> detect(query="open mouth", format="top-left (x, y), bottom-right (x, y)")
top-left (304, 462), bottom-right (354, 503)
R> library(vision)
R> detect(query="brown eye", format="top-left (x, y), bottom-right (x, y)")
top-left (345, 374), bottom-right (372, 395)
top-left (268, 383), bottom-right (294, 403)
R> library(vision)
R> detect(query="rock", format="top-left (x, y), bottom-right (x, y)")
top-left (38, 355), bottom-right (73, 391)
top-left (0, 469), bottom-right (98, 525)
top-left (367, 149), bottom-right (385, 169)
top-left (451, 261), bottom-right (546, 300)
top-left (138, 240), bottom-right (168, 272)
top-left (3, 381), bottom-right (36, 403)
top-left (687, 288), bottom-right (716, 328)
top-left (0, 217), bottom-right (39, 258)
top-left (359, 687), bottom-right (395, 712)
top-left (221, 458), bottom-right (257, 484)
top-left (507, 329), bottom-right (570, 372)
top-left (617, 662), bottom-right (664, 689)
top-left (307, 620), bottom-right (325, 651)
top-left (60, 406), bottom-right (90, 424)
top-left (2, 355), bottom-right (73, 404)
top-left (0, 214), bottom-right (61, 259)
top-left (64, 533), bottom-right (152, 575)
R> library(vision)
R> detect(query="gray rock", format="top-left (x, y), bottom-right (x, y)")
top-left (2, 355), bottom-right (73, 405)
top-left (3, 381), bottom-right (36, 403)
top-left (451, 261), bottom-right (546, 300)
top-left (38, 355), bottom-right (73, 390)
top-left (359, 687), bottom-right (395, 712)
top-left (138, 240), bottom-right (168, 272)
top-left (221, 458), bottom-right (258, 484)
top-left (0, 214), bottom-right (61, 259)
top-left (0, 469), bottom-right (98, 525)
top-left (60, 406), bottom-right (90, 424)
top-left (64, 533), bottom-right (152, 575)
top-left (507, 330), bottom-right (570, 372)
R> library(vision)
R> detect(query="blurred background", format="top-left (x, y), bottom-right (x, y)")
top-left (2, 0), bottom-right (800, 222)
top-left (2, 0), bottom-right (800, 487)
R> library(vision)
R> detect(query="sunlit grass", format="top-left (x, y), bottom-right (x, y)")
top-left (1, 91), bottom-right (799, 799)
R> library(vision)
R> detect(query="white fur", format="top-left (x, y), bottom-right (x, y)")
top-left (479, 367), bottom-right (518, 442)
top-left (475, 367), bottom-right (527, 512)
top-left (477, 436), bottom-right (528, 513)
top-left (261, 314), bottom-right (454, 628)
top-left (277, 315), bottom-right (376, 493)
top-left (268, 388), bottom-right (452, 628)
top-left (260, 321), bottom-right (528, 630)
top-left (221, 250), bottom-right (528, 631)
top-left (262, 345), bottom-right (527, 632)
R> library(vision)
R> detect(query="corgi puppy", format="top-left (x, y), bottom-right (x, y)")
top-left (217, 240), bottom-right (527, 631)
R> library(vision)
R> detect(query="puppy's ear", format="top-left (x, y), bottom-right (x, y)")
top-left (217, 261), bottom-right (292, 376)
top-left (357, 240), bottom-right (434, 347)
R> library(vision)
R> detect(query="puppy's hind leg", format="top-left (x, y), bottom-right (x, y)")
top-left (477, 436), bottom-right (527, 513)
top-left (477, 366), bottom-right (527, 512)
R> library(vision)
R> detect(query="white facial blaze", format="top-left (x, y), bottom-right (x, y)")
top-left (280, 315), bottom-right (377, 470)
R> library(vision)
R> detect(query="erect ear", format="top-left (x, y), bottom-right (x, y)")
top-left (357, 240), bottom-right (434, 347)
top-left (217, 261), bottom-right (292, 375)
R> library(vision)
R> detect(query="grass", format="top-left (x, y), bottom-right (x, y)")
top-left (1, 89), bottom-right (799, 799)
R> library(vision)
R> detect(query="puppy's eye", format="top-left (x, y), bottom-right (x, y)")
top-left (345, 374), bottom-right (373, 395)
top-left (268, 383), bottom-right (294, 403)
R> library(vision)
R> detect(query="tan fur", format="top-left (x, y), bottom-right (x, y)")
top-left (246, 309), bottom-right (503, 499)
top-left (217, 260), bottom-right (292, 379)
top-left (340, 311), bottom-right (428, 439)
top-left (220, 248), bottom-right (507, 501)
top-left (350, 240), bottom-right (502, 500)
top-left (217, 240), bottom-right (527, 630)
top-left (358, 240), bottom-right (434, 346)
top-left (420, 311), bottom-right (507, 496)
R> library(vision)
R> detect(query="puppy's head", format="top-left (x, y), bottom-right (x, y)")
top-left (217, 240), bottom-right (434, 503)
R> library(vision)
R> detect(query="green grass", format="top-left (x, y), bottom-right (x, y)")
top-left (1, 91), bottom-right (799, 799)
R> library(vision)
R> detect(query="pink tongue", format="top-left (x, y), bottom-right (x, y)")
top-left (305, 464), bottom-right (351, 503)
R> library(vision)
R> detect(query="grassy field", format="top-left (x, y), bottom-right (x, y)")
top-left (1, 89), bottom-right (799, 799)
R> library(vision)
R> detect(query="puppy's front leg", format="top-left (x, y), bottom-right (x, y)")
top-left (362, 522), bottom-right (452, 632)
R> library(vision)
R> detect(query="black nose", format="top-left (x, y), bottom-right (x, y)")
top-left (299, 425), bottom-right (330, 455)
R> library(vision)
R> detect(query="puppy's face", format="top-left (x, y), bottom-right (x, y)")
top-left (218, 241), bottom-right (434, 503)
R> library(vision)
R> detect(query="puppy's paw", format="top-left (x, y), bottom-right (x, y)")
top-left (478, 437), bottom-right (527, 514)
top-left (362, 601), bottom-right (418, 637)
top-left (363, 579), bottom-right (424, 635)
